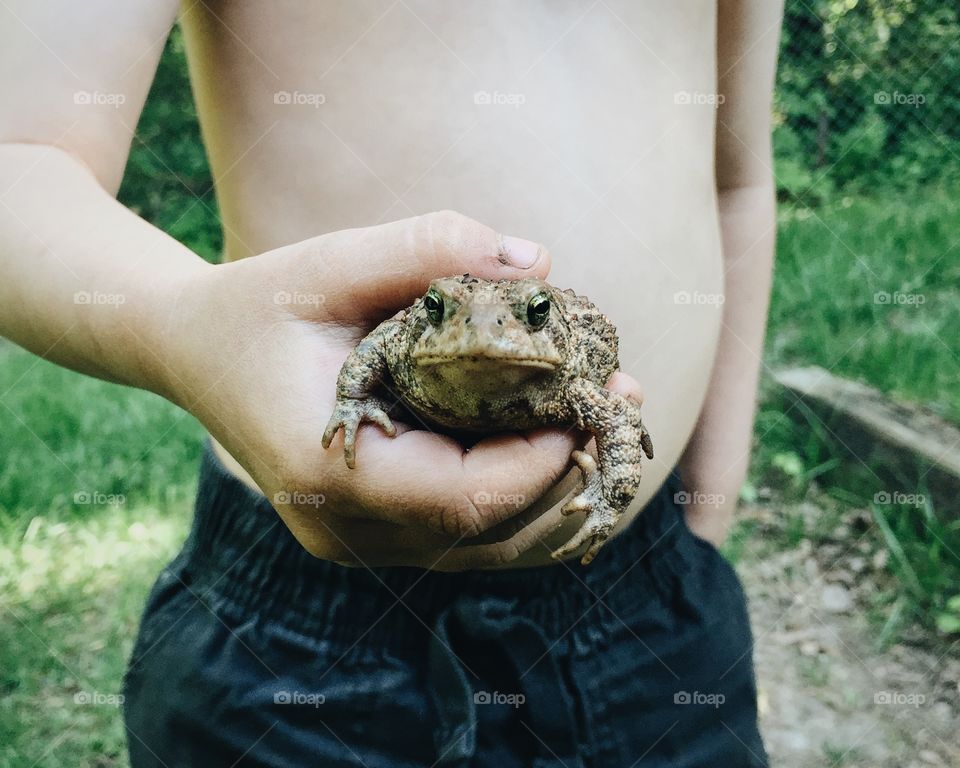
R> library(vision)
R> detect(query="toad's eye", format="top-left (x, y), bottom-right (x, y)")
top-left (423, 290), bottom-right (444, 324)
top-left (526, 293), bottom-right (551, 328)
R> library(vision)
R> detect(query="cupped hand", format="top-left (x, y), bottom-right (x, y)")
top-left (164, 211), bottom-right (642, 569)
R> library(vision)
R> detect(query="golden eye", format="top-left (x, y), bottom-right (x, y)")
top-left (423, 290), bottom-right (444, 324)
top-left (527, 292), bottom-right (550, 328)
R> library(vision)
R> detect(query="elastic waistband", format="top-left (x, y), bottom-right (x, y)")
top-left (175, 441), bottom-right (696, 652)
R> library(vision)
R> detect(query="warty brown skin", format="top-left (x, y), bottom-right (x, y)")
top-left (322, 274), bottom-right (654, 564)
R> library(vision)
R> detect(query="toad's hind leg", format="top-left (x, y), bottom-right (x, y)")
top-left (551, 379), bottom-right (653, 565)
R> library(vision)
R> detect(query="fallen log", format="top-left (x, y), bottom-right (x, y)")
top-left (771, 366), bottom-right (960, 514)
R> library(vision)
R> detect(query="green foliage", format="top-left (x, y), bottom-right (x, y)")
top-left (0, 344), bottom-right (203, 530)
top-left (767, 192), bottom-right (960, 421)
top-left (773, 122), bottom-right (834, 203)
top-left (116, 29), bottom-right (221, 262)
top-left (0, 343), bottom-right (200, 766)
top-left (936, 595), bottom-right (960, 634)
top-left (775, 0), bottom-right (960, 198)
top-left (871, 496), bottom-right (960, 639)
top-left (0, 504), bottom-right (190, 767)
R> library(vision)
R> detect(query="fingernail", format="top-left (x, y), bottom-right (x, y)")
top-left (499, 234), bottom-right (543, 269)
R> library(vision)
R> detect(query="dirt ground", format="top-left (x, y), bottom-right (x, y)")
top-left (736, 502), bottom-right (960, 767)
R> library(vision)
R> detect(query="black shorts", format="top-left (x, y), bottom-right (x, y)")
top-left (122, 442), bottom-right (766, 767)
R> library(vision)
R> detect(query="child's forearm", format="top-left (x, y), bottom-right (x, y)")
top-left (679, 183), bottom-right (776, 544)
top-left (0, 142), bottom-right (209, 402)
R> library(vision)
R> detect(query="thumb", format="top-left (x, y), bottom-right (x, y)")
top-left (283, 210), bottom-right (551, 321)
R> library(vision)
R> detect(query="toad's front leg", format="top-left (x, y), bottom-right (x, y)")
top-left (550, 378), bottom-right (654, 565)
top-left (321, 319), bottom-right (403, 468)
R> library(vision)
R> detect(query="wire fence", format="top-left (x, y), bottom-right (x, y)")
top-left (775, 0), bottom-right (960, 201)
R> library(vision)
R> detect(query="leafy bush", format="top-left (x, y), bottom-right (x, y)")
top-left (775, 0), bottom-right (960, 199)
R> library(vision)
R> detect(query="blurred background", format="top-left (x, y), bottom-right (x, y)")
top-left (1, 2), bottom-right (958, 766)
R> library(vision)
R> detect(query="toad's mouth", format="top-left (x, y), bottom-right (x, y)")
top-left (413, 353), bottom-right (559, 371)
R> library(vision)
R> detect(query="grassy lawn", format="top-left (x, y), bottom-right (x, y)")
top-left (0, 345), bottom-right (203, 530)
top-left (0, 503), bottom-right (189, 767)
top-left (753, 187), bottom-right (960, 494)
top-left (0, 346), bottom-right (200, 767)
top-left (768, 192), bottom-right (960, 420)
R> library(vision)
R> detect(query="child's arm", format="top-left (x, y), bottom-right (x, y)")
top-left (0, 0), bottom-right (190, 396)
top-left (679, 0), bottom-right (785, 545)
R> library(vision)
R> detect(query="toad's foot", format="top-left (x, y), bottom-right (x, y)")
top-left (551, 450), bottom-right (621, 565)
top-left (321, 397), bottom-right (396, 469)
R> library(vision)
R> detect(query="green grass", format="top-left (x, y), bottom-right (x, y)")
top-left (0, 344), bottom-right (203, 530)
top-left (0, 343), bottom-right (199, 767)
top-left (768, 192), bottom-right (960, 420)
top-left (0, 503), bottom-right (190, 767)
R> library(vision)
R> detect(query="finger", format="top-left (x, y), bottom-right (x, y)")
top-left (605, 370), bottom-right (644, 406)
top-left (427, 473), bottom-right (590, 571)
top-left (279, 210), bottom-right (551, 321)
top-left (580, 536), bottom-right (607, 565)
top-left (274, 505), bottom-right (453, 567)
top-left (338, 424), bottom-right (580, 538)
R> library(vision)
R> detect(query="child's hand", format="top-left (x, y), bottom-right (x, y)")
top-left (164, 212), bottom-right (607, 569)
